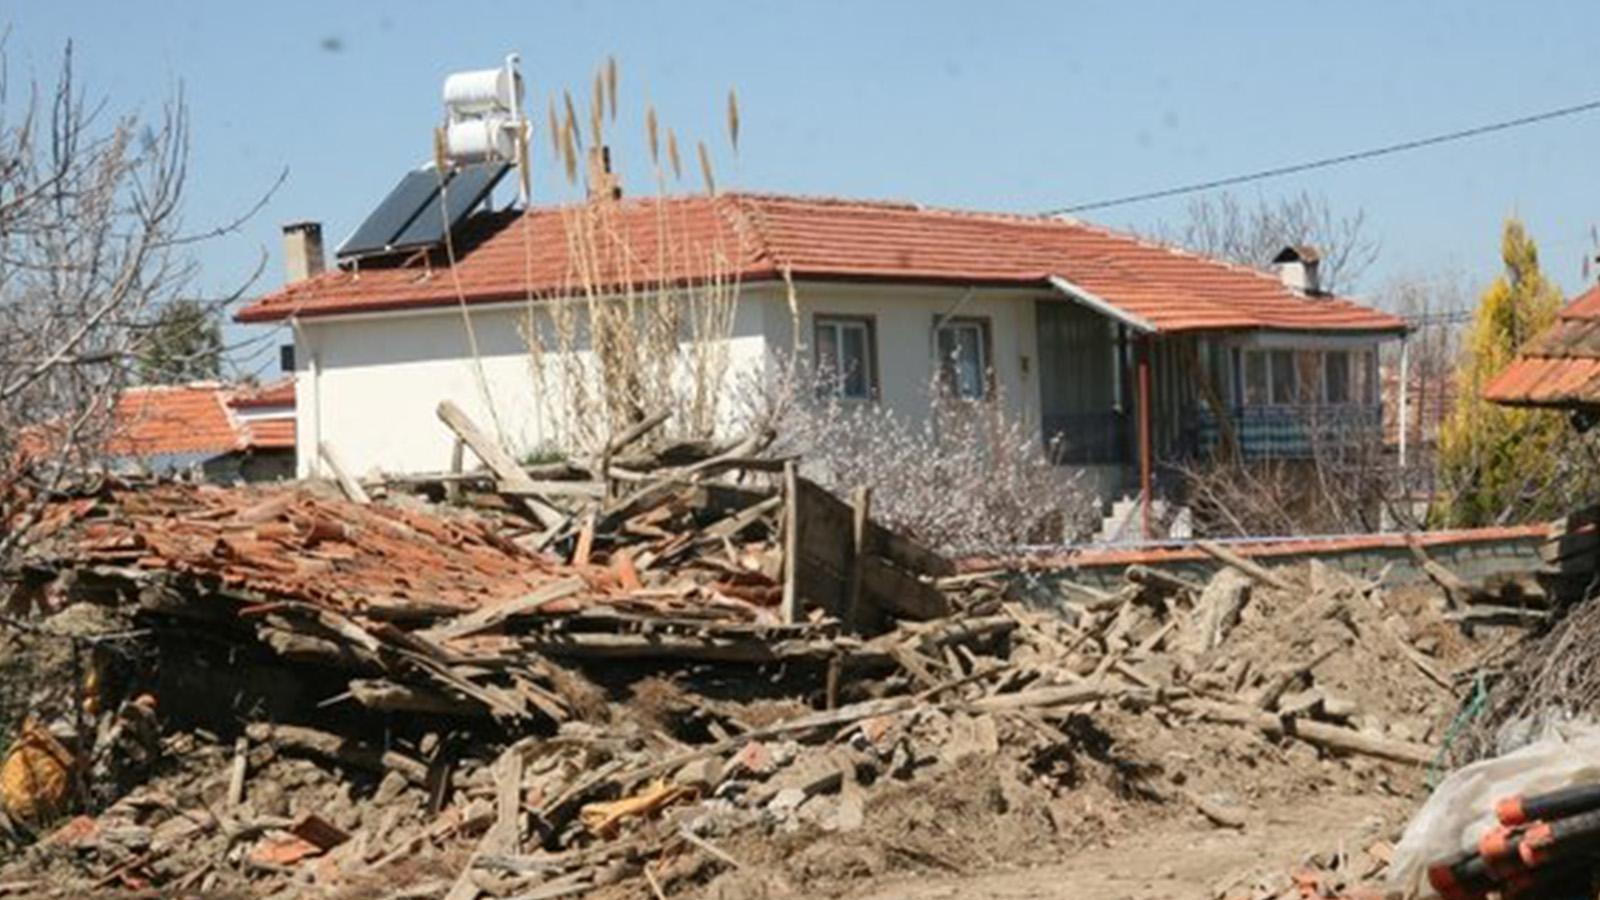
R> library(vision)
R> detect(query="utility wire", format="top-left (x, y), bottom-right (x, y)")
top-left (1049, 96), bottom-right (1600, 215)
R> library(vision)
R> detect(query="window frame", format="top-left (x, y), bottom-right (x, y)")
top-left (813, 314), bottom-right (880, 401)
top-left (1242, 348), bottom-right (1303, 408)
top-left (932, 315), bottom-right (994, 400)
top-left (1323, 350), bottom-right (1351, 405)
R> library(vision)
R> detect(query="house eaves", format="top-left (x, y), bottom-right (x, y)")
top-left (1048, 275), bottom-right (1157, 334)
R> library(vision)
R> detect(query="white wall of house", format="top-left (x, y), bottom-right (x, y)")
top-left (290, 280), bottom-right (1072, 479)
top-left (756, 281), bottom-right (1045, 425)
top-left (293, 294), bottom-right (773, 477)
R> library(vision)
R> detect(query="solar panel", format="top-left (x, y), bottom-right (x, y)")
top-left (390, 162), bottom-right (510, 251)
top-left (336, 168), bottom-right (441, 258)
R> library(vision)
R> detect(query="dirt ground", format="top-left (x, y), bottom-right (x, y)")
top-left (845, 793), bottom-right (1409, 900)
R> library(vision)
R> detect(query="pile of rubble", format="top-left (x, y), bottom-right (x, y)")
top-left (0, 449), bottom-right (1487, 898)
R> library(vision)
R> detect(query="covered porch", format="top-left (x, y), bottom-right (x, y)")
top-left (1034, 293), bottom-right (1390, 535)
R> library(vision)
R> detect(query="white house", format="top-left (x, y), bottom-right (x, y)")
top-left (238, 191), bottom-right (1405, 510)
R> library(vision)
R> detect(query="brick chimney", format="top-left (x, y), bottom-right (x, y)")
top-left (1272, 245), bottom-right (1322, 296)
top-left (586, 146), bottom-right (621, 202)
top-left (282, 221), bottom-right (326, 283)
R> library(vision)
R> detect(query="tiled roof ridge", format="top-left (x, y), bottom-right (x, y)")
top-left (1059, 216), bottom-right (1334, 297)
top-left (734, 191), bottom-right (1370, 304)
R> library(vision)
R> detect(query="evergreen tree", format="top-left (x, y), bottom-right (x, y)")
top-left (1437, 219), bottom-right (1566, 526)
top-left (137, 299), bottom-right (223, 384)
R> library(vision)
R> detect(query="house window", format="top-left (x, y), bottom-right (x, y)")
top-left (1354, 349), bottom-right (1378, 404)
top-left (1324, 351), bottom-right (1351, 404)
top-left (814, 316), bottom-right (876, 399)
top-left (1269, 351), bottom-right (1298, 405)
top-left (1243, 349), bottom-right (1299, 406)
top-left (1244, 350), bottom-right (1268, 406)
top-left (935, 318), bottom-right (991, 399)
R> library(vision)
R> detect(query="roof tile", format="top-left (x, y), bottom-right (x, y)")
top-left (1485, 284), bottom-right (1600, 408)
top-left (238, 193), bottom-right (1405, 335)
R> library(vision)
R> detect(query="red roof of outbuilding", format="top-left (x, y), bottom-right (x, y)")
top-left (238, 193), bottom-right (1405, 335)
top-left (108, 383), bottom-right (295, 458)
top-left (1484, 284), bottom-right (1600, 409)
top-left (110, 385), bottom-right (244, 457)
top-left (228, 377), bottom-right (295, 409)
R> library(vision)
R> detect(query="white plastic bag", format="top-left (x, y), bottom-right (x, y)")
top-left (1390, 720), bottom-right (1600, 898)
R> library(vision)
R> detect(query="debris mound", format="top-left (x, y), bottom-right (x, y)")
top-left (0, 449), bottom-right (1483, 897)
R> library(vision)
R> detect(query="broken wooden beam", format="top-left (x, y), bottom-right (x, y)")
top-left (318, 442), bottom-right (371, 505)
top-left (1196, 541), bottom-right (1293, 592)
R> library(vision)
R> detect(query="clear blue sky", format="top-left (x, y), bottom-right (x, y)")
top-left (8, 1), bottom-right (1598, 377)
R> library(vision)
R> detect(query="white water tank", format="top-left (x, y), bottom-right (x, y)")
top-left (443, 66), bottom-right (520, 116)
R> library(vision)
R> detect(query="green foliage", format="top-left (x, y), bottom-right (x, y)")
top-left (137, 299), bottom-right (222, 384)
top-left (1436, 219), bottom-right (1570, 526)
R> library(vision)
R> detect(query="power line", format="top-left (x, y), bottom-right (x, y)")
top-left (1049, 96), bottom-right (1600, 215)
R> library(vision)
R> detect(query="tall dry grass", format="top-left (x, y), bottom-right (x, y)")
top-left (519, 59), bottom-right (744, 454)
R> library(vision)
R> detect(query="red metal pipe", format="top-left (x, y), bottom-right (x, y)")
top-left (1137, 339), bottom-right (1152, 540)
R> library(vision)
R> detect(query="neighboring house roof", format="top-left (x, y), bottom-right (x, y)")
top-left (228, 378), bottom-right (296, 410)
top-left (238, 193), bottom-right (1405, 335)
top-left (109, 383), bottom-right (296, 458)
top-left (1484, 284), bottom-right (1600, 409)
top-left (239, 418), bottom-right (296, 451)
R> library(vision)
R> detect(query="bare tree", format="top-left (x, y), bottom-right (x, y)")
top-left (736, 358), bottom-right (1098, 556)
top-left (1159, 191), bottom-right (1381, 294)
top-left (0, 42), bottom-right (267, 564)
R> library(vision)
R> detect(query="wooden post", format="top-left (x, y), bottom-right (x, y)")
top-left (844, 486), bottom-right (872, 633)
top-left (445, 438), bottom-right (465, 504)
top-left (780, 461), bottom-right (800, 624)
top-left (436, 400), bottom-right (561, 527)
top-left (1137, 339), bottom-right (1153, 540)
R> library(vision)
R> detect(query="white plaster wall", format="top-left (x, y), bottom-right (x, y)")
top-left (293, 295), bottom-right (771, 477)
top-left (291, 282), bottom-right (1057, 479)
top-left (754, 282), bottom-right (1045, 427)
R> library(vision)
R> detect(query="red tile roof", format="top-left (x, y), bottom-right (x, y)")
top-left (1484, 284), bottom-right (1600, 409)
top-left (238, 193), bottom-right (1405, 335)
top-left (241, 418), bottom-right (296, 451)
top-left (109, 385), bottom-right (245, 457)
top-left (229, 378), bottom-right (295, 409)
top-left (108, 383), bottom-right (295, 458)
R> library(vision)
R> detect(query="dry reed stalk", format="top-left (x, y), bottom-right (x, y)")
top-left (522, 195), bottom-right (742, 453)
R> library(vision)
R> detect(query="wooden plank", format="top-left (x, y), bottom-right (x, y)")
top-left (437, 400), bottom-right (565, 528)
top-left (699, 495), bottom-right (783, 543)
top-left (604, 410), bottom-right (671, 457)
top-left (780, 461), bottom-right (800, 624)
top-left (796, 556), bottom-right (849, 620)
top-left (794, 479), bottom-right (856, 572)
top-left (1196, 540), bottom-right (1293, 591)
top-left (863, 524), bottom-right (955, 578)
top-left (844, 487), bottom-right (872, 632)
top-left (422, 577), bottom-right (587, 642)
top-left (860, 555), bottom-right (949, 622)
top-left (446, 438), bottom-right (465, 503)
top-left (437, 400), bottom-right (538, 491)
top-left (318, 442), bottom-right (371, 504)
top-left (497, 480), bottom-right (607, 500)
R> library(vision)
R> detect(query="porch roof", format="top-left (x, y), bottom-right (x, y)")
top-left (239, 192), bottom-right (1406, 336)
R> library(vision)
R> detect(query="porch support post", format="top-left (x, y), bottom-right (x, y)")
top-left (1137, 337), bottom-right (1153, 541)
top-left (1397, 335), bottom-right (1410, 470)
